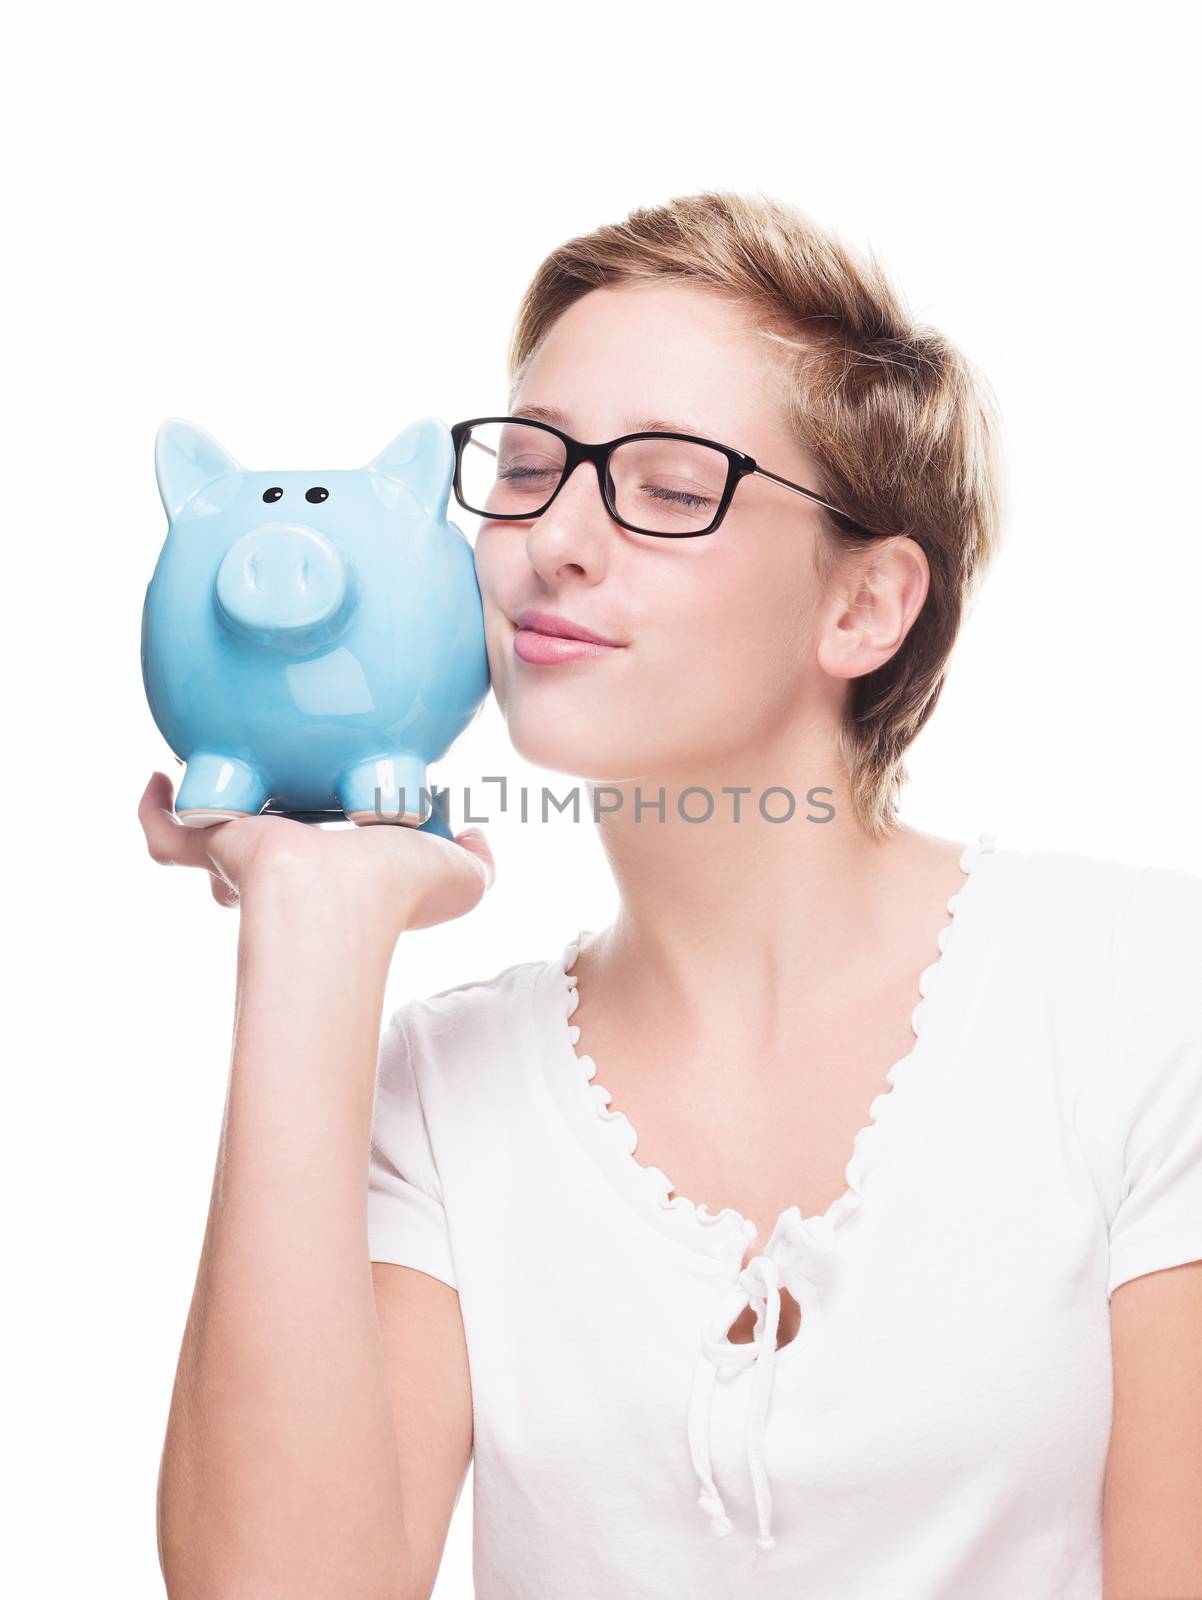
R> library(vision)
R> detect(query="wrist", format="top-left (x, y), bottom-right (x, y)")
top-left (238, 867), bottom-right (414, 951)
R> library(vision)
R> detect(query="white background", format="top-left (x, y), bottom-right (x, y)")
top-left (5, 2), bottom-right (1198, 1595)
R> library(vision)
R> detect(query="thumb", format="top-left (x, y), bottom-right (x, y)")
top-left (454, 827), bottom-right (496, 891)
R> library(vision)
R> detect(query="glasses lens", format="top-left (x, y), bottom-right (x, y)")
top-left (608, 436), bottom-right (729, 534)
top-left (456, 421), bottom-right (732, 534)
top-left (458, 421), bottom-right (567, 518)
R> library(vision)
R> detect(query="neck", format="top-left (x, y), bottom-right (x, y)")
top-left (580, 725), bottom-right (956, 1045)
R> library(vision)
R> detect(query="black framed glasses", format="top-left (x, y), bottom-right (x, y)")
top-left (450, 416), bottom-right (883, 540)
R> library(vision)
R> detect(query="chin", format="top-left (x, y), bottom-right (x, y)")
top-left (506, 715), bottom-right (609, 780)
top-left (504, 707), bottom-right (659, 788)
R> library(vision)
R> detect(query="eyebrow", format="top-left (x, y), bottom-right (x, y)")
top-left (512, 403), bottom-right (722, 444)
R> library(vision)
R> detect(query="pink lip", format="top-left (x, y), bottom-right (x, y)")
top-left (515, 608), bottom-right (624, 646)
top-left (513, 607), bottom-right (626, 665)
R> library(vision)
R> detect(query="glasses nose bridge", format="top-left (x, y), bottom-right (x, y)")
top-left (551, 438), bottom-right (614, 517)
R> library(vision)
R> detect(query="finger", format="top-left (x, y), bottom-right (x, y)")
top-left (210, 872), bottom-right (239, 908)
top-left (453, 827), bottom-right (496, 891)
top-left (138, 772), bottom-right (213, 870)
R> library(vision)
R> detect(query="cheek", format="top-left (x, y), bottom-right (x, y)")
top-left (656, 548), bottom-right (814, 682)
top-left (471, 531), bottom-right (519, 700)
top-left (471, 526), bottom-right (509, 600)
top-left (472, 531), bottom-right (521, 635)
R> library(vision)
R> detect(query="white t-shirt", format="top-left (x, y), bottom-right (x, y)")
top-left (366, 833), bottom-right (1202, 1599)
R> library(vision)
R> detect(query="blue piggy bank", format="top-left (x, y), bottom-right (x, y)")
top-left (141, 417), bottom-right (490, 835)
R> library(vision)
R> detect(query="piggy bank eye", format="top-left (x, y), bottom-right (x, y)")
top-left (306, 486), bottom-right (329, 504)
top-left (262, 487), bottom-right (284, 503)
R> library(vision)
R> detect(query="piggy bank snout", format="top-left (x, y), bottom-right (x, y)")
top-left (215, 522), bottom-right (349, 642)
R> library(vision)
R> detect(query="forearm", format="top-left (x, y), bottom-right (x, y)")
top-left (158, 881), bottom-right (414, 1600)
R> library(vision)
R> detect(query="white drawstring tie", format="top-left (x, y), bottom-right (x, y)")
top-left (687, 1253), bottom-right (787, 1554)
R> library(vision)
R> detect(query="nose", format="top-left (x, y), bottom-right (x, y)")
top-left (215, 522), bottom-right (350, 644)
top-left (521, 459), bottom-right (614, 580)
top-left (546, 457), bottom-right (610, 520)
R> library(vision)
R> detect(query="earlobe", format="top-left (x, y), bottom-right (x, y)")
top-left (155, 419), bottom-right (242, 522)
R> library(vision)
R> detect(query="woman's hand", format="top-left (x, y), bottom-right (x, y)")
top-left (137, 770), bottom-right (495, 936)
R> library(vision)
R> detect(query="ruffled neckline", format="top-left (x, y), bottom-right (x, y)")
top-left (556, 831), bottom-right (998, 1269)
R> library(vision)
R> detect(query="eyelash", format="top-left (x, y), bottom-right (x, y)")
top-left (500, 468), bottom-right (712, 506)
top-left (646, 485), bottom-right (712, 509)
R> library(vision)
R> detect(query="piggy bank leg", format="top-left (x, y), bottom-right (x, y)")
top-left (338, 754), bottom-right (432, 827)
top-left (175, 751), bottom-right (270, 827)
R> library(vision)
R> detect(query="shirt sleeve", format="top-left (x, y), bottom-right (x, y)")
top-left (1105, 864), bottom-right (1202, 1298)
top-left (367, 1006), bottom-right (458, 1290)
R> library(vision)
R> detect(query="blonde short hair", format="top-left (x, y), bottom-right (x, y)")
top-left (506, 190), bottom-right (1005, 838)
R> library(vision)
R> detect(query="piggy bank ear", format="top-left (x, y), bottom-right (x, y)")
top-left (155, 419), bottom-right (242, 521)
top-left (367, 416), bottom-right (454, 520)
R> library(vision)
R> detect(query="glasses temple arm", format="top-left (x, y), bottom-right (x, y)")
top-left (752, 467), bottom-right (876, 535)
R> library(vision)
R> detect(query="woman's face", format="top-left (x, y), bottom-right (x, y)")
top-left (473, 280), bottom-right (856, 786)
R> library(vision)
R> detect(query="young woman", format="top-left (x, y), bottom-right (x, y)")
top-left (142, 192), bottom-right (1202, 1599)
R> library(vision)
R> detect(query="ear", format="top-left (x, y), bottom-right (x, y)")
top-left (366, 416), bottom-right (454, 520)
top-left (816, 536), bottom-right (929, 680)
top-left (155, 419), bottom-right (242, 521)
